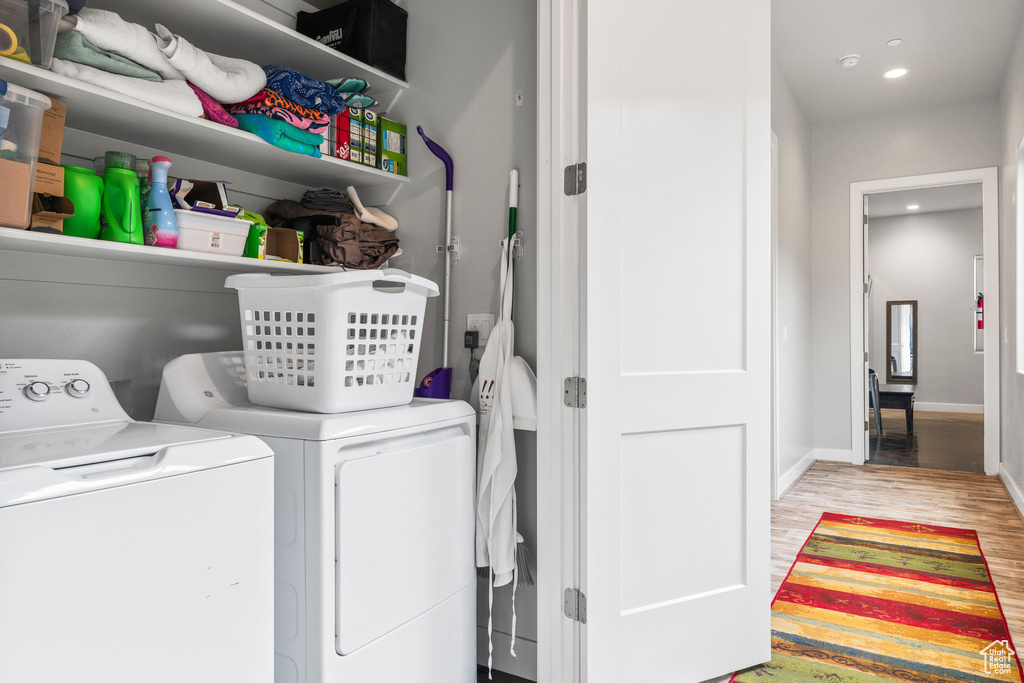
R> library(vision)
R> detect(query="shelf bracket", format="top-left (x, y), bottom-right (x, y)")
top-left (511, 230), bottom-right (525, 260)
top-left (438, 236), bottom-right (460, 265)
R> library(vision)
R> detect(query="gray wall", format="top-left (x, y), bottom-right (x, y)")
top-left (998, 15), bottom-right (1024, 504)
top-left (771, 61), bottom-right (815, 485)
top-left (383, 0), bottom-right (539, 676)
top-left (0, 1), bottom-right (540, 678)
top-left (809, 97), bottom-right (1001, 453)
top-left (868, 208), bottom-right (984, 407)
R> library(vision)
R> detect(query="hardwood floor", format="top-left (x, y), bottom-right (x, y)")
top-left (867, 409), bottom-right (984, 472)
top-left (706, 461), bottom-right (1024, 683)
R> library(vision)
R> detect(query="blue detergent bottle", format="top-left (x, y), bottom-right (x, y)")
top-left (145, 156), bottom-right (178, 247)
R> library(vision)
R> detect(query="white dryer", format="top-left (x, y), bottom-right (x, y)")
top-left (155, 351), bottom-right (477, 683)
top-left (0, 359), bottom-right (275, 683)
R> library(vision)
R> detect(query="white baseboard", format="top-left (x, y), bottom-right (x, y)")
top-left (477, 626), bottom-right (537, 681)
top-left (813, 448), bottom-right (856, 463)
top-left (778, 451), bottom-right (815, 497)
top-left (1000, 464), bottom-right (1024, 521)
top-left (913, 402), bottom-right (984, 414)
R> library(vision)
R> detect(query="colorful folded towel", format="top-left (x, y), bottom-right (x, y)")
top-left (188, 83), bottom-right (238, 128)
top-left (262, 65), bottom-right (350, 115)
top-left (227, 90), bottom-right (329, 134)
top-left (54, 29), bottom-right (162, 82)
top-left (154, 24), bottom-right (266, 103)
top-left (235, 114), bottom-right (323, 157)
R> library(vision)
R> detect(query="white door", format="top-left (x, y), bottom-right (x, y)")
top-left (581, 0), bottom-right (771, 680)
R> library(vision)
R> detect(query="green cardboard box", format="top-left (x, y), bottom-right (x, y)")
top-left (379, 118), bottom-right (407, 176)
top-left (362, 110), bottom-right (379, 168)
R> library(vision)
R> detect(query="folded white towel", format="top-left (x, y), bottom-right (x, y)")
top-left (51, 59), bottom-right (204, 118)
top-left (71, 8), bottom-right (184, 81)
top-left (153, 25), bottom-right (266, 103)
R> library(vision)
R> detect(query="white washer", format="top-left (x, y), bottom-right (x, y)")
top-left (155, 351), bottom-right (477, 683)
top-left (0, 359), bottom-right (275, 683)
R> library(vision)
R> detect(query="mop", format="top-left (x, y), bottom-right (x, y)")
top-left (413, 126), bottom-right (455, 399)
top-left (474, 170), bottom-right (537, 679)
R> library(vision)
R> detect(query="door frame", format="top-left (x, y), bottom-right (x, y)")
top-left (536, 0), bottom-right (583, 680)
top-left (770, 131), bottom-right (781, 500)
top-left (848, 167), bottom-right (1000, 475)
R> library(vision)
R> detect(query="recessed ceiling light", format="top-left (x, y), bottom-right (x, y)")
top-left (887, 38), bottom-right (903, 47)
top-left (884, 67), bottom-right (910, 79)
top-left (838, 54), bottom-right (860, 68)
top-left (907, 204), bottom-right (920, 210)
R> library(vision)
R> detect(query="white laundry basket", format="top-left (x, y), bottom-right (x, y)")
top-left (225, 269), bottom-right (439, 413)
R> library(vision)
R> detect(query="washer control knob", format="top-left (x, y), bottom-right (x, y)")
top-left (25, 382), bottom-right (51, 402)
top-left (67, 379), bottom-right (91, 398)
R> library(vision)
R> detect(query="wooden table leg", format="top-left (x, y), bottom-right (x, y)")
top-left (906, 401), bottom-right (914, 434)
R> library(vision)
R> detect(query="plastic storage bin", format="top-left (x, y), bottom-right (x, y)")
top-left (0, 0), bottom-right (69, 70)
top-left (0, 79), bottom-right (50, 229)
top-left (226, 270), bottom-right (439, 413)
top-left (175, 209), bottom-right (253, 256)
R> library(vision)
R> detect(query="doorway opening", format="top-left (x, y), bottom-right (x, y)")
top-left (864, 184), bottom-right (984, 471)
top-left (849, 169), bottom-right (1000, 475)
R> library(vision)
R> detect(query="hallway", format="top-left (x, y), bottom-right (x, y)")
top-left (774, 462), bottom-right (1024, 644)
top-left (868, 410), bottom-right (985, 472)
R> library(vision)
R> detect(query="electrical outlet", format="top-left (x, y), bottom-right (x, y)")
top-left (467, 314), bottom-right (495, 344)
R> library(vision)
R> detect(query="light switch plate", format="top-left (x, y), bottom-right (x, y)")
top-left (467, 314), bottom-right (495, 344)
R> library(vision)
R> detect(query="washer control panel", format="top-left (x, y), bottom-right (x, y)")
top-left (0, 360), bottom-right (129, 432)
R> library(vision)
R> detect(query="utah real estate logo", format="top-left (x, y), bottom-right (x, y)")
top-left (981, 640), bottom-right (1015, 676)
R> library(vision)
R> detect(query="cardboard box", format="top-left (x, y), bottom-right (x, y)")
top-left (243, 225), bottom-right (303, 263)
top-left (349, 108), bottom-right (364, 161)
top-left (333, 113), bottom-right (352, 160)
top-left (30, 163), bottom-right (71, 231)
top-left (0, 158), bottom-right (35, 229)
top-left (362, 110), bottom-right (378, 168)
top-left (33, 162), bottom-right (64, 196)
top-left (30, 195), bottom-right (74, 231)
top-left (380, 118), bottom-right (407, 176)
top-left (38, 99), bottom-right (67, 166)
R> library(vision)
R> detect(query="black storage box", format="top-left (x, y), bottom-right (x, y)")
top-left (297, 0), bottom-right (408, 81)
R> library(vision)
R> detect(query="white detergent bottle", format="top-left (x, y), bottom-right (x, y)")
top-left (145, 156), bottom-right (178, 248)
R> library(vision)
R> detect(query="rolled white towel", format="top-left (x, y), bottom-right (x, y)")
top-left (346, 185), bottom-right (399, 232)
top-left (153, 24), bottom-right (266, 103)
top-left (51, 59), bottom-right (204, 118)
top-left (71, 8), bottom-right (184, 81)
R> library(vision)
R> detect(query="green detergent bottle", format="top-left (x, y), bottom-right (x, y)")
top-left (100, 151), bottom-right (142, 245)
top-left (62, 166), bottom-right (104, 239)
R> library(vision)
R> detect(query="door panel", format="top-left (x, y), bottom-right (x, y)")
top-left (584, 0), bottom-right (771, 679)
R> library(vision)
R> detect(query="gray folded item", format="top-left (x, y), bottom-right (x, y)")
top-left (55, 30), bottom-right (162, 82)
top-left (301, 187), bottom-right (354, 213)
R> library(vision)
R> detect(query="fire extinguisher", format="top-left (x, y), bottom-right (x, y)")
top-left (976, 293), bottom-right (984, 330)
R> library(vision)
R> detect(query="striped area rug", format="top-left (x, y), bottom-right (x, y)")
top-left (733, 512), bottom-right (1023, 683)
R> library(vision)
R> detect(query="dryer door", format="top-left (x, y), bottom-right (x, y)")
top-left (334, 424), bottom-right (475, 655)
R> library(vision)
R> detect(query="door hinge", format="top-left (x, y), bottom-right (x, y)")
top-left (864, 352), bottom-right (868, 362)
top-left (563, 377), bottom-right (587, 408)
top-left (863, 282), bottom-right (869, 294)
top-left (563, 588), bottom-right (588, 623)
top-left (865, 420), bottom-right (870, 432)
top-left (863, 215), bottom-right (869, 226)
top-left (564, 162), bottom-right (587, 196)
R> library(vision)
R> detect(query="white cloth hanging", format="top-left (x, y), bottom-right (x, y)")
top-left (474, 238), bottom-right (520, 676)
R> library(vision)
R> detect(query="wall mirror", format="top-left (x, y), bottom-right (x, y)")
top-left (886, 300), bottom-right (918, 384)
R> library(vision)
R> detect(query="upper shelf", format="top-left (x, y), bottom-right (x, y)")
top-left (93, 0), bottom-right (409, 110)
top-left (0, 59), bottom-right (408, 207)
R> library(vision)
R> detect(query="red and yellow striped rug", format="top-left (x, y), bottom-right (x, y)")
top-left (733, 512), bottom-right (1023, 683)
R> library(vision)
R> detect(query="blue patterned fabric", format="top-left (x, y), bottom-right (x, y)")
top-left (261, 65), bottom-right (349, 115)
